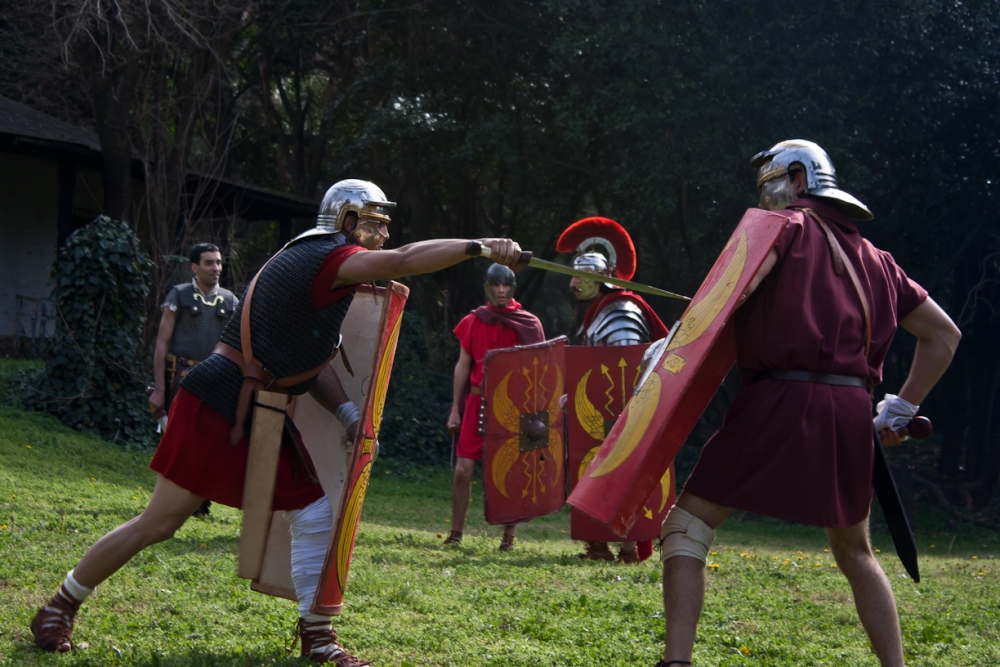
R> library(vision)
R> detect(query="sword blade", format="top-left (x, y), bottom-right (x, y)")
top-left (478, 245), bottom-right (691, 301)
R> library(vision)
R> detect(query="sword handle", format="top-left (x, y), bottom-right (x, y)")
top-left (899, 416), bottom-right (932, 441)
top-left (467, 241), bottom-right (532, 266)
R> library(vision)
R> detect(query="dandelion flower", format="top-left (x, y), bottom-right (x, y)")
top-left (708, 563), bottom-right (719, 569)
top-left (830, 564), bottom-right (837, 569)
top-left (26, 445), bottom-right (31, 449)
top-left (740, 646), bottom-right (749, 656)
top-left (875, 548), bottom-right (881, 553)
top-left (1, 524), bottom-right (7, 530)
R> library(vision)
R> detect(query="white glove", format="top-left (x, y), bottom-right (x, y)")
top-left (873, 394), bottom-right (918, 433)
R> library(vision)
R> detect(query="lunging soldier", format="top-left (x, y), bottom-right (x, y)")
top-left (655, 141), bottom-right (961, 667)
top-left (444, 263), bottom-right (545, 551)
top-left (557, 217), bottom-right (669, 563)
top-left (149, 242), bottom-right (238, 517)
top-left (31, 179), bottom-right (525, 666)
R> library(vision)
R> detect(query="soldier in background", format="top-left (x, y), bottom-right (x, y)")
top-left (148, 243), bottom-right (238, 518)
top-left (557, 217), bottom-right (669, 563)
top-left (149, 243), bottom-right (238, 420)
top-left (444, 264), bottom-right (545, 551)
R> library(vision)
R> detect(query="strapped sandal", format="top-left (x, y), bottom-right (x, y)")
top-left (499, 534), bottom-right (515, 552)
top-left (30, 584), bottom-right (82, 652)
top-left (442, 530), bottom-right (463, 545)
top-left (292, 618), bottom-right (372, 666)
top-left (578, 541), bottom-right (615, 561)
top-left (617, 547), bottom-right (640, 565)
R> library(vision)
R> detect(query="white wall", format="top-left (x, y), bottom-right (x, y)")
top-left (0, 153), bottom-right (59, 343)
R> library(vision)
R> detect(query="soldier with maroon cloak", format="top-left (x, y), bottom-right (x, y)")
top-left (557, 217), bottom-right (669, 563)
top-left (30, 179), bottom-right (526, 666)
top-left (444, 263), bottom-right (545, 551)
top-left (654, 141), bottom-right (961, 667)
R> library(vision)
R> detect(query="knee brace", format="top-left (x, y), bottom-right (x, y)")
top-left (659, 506), bottom-right (716, 564)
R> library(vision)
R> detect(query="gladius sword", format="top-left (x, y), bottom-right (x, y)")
top-left (471, 242), bottom-right (691, 301)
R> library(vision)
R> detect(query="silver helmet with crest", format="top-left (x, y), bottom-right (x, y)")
top-left (751, 140), bottom-right (873, 221)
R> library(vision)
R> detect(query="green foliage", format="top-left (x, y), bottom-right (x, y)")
top-left (379, 310), bottom-right (455, 466)
top-left (21, 216), bottom-right (156, 448)
top-left (3, 404), bottom-right (1000, 666)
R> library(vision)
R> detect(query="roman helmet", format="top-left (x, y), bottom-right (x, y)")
top-left (289, 179), bottom-right (396, 248)
top-left (751, 140), bottom-right (873, 221)
top-left (556, 217), bottom-right (637, 301)
top-left (484, 263), bottom-right (516, 308)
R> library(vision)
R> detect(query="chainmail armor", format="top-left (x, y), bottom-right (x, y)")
top-left (182, 236), bottom-right (356, 424)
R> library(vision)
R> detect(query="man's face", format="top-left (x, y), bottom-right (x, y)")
top-left (192, 251), bottom-right (222, 288)
top-left (490, 282), bottom-right (512, 307)
top-left (570, 275), bottom-right (599, 302)
top-left (345, 213), bottom-right (390, 250)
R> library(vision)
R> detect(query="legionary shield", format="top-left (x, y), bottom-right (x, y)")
top-left (481, 336), bottom-right (568, 525)
top-left (567, 209), bottom-right (790, 537)
top-left (565, 344), bottom-right (675, 541)
top-left (243, 282), bottom-right (408, 616)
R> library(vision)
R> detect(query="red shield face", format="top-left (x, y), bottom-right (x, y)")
top-left (481, 337), bottom-right (568, 525)
top-left (565, 344), bottom-right (675, 541)
top-left (567, 209), bottom-right (791, 536)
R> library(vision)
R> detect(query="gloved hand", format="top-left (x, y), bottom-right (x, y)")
top-left (874, 393), bottom-right (918, 433)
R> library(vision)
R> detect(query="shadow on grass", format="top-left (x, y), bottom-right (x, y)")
top-left (6, 644), bottom-right (311, 667)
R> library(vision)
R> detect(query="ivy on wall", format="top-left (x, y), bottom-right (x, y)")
top-left (23, 216), bottom-right (157, 447)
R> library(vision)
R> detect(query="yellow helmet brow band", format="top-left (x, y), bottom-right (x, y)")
top-left (756, 164), bottom-right (788, 188)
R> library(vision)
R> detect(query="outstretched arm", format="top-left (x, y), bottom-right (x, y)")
top-left (332, 238), bottom-right (521, 289)
top-left (149, 308), bottom-right (177, 412)
top-left (447, 347), bottom-right (473, 435)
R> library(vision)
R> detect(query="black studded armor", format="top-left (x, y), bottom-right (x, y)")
top-left (182, 236), bottom-right (356, 425)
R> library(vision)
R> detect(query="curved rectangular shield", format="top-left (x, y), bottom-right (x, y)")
top-left (245, 282), bottom-right (408, 617)
top-left (567, 209), bottom-right (789, 537)
top-left (481, 336), bottom-right (568, 525)
top-left (566, 344), bottom-right (675, 541)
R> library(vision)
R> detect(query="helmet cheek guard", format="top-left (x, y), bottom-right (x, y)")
top-left (557, 217), bottom-right (639, 301)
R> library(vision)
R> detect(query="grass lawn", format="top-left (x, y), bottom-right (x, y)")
top-left (1, 363), bottom-right (999, 666)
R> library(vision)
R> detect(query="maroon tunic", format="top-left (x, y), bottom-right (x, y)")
top-left (149, 244), bottom-right (364, 511)
top-left (683, 198), bottom-right (928, 528)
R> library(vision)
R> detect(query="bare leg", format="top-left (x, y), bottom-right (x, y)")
top-left (662, 492), bottom-right (732, 663)
top-left (449, 457), bottom-right (476, 534)
top-left (503, 524), bottom-right (516, 539)
top-left (72, 475), bottom-right (205, 588)
top-left (620, 540), bottom-right (637, 554)
top-left (826, 518), bottom-right (904, 667)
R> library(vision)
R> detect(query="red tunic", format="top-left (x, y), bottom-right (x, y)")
top-left (149, 243), bottom-right (365, 511)
top-left (452, 300), bottom-right (529, 460)
top-left (683, 198), bottom-right (928, 528)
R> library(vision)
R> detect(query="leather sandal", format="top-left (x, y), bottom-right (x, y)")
top-left (294, 618), bottom-right (372, 665)
top-left (499, 534), bottom-right (515, 552)
top-left (617, 547), bottom-right (640, 564)
top-left (578, 541), bottom-right (615, 561)
top-left (30, 585), bottom-right (82, 652)
top-left (442, 530), bottom-right (462, 545)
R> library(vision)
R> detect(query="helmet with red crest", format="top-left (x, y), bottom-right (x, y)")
top-left (556, 217), bottom-right (637, 301)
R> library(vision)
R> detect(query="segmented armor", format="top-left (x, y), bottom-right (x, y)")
top-left (582, 298), bottom-right (651, 346)
top-left (166, 282), bottom-right (238, 361)
top-left (182, 235), bottom-right (355, 424)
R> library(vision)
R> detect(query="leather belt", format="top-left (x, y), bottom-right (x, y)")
top-left (470, 385), bottom-right (481, 395)
top-left (755, 370), bottom-right (867, 388)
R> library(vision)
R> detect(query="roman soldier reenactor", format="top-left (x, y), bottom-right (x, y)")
top-left (557, 217), bottom-right (669, 563)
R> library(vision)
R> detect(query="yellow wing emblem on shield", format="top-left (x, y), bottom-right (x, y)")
top-left (491, 436), bottom-right (520, 499)
top-left (574, 369), bottom-right (605, 441)
top-left (667, 229), bottom-right (748, 352)
top-left (492, 370), bottom-right (520, 432)
top-left (588, 372), bottom-right (661, 477)
top-left (658, 468), bottom-right (672, 513)
top-left (546, 365), bottom-right (564, 483)
top-left (578, 446), bottom-right (599, 482)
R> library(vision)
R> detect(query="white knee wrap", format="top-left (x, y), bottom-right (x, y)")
top-left (284, 495), bottom-right (333, 615)
top-left (659, 506), bottom-right (716, 564)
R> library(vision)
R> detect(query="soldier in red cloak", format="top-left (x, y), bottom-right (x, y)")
top-left (444, 263), bottom-right (545, 551)
top-left (654, 142), bottom-right (961, 667)
top-left (557, 217), bottom-right (669, 563)
top-left (30, 179), bottom-right (525, 666)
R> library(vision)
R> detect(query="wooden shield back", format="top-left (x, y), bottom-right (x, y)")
top-left (249, 282), bottom-right (408, 615)
top-left (567, 209), bottom-right (790, 536)
top-left (481, 336), bottom-right (567, 525)
top-left (565, 344), bottom-right (675, 541)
